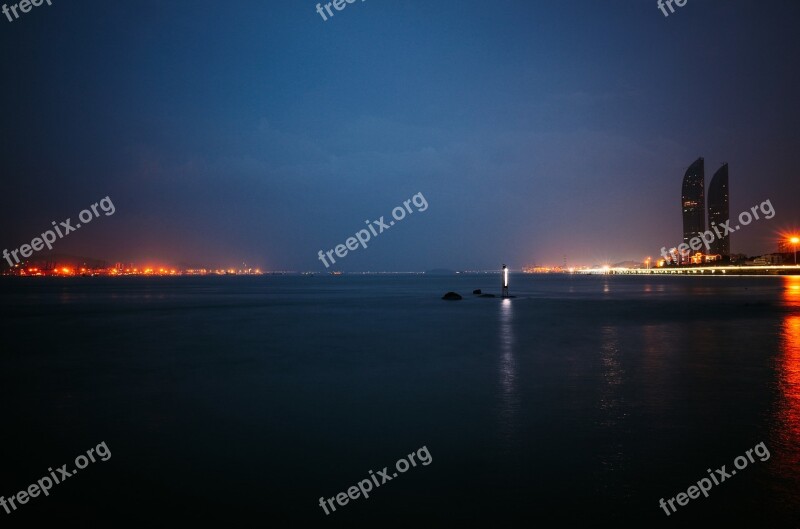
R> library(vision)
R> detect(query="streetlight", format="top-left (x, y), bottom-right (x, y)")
top-left (791, 236), bottom-right (800, 266)
top-left (502, 264), bottom-right (509, 298)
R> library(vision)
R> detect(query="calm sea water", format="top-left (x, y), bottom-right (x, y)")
top-left (1, 274), bottom-right (799, 526)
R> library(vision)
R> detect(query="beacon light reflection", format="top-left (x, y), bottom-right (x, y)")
top-left (502, 264), bottom-right (509, 298)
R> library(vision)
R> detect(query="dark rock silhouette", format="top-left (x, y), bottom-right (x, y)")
top-left (442, 292), bottom-right (463, 301)
top-left (473, 289), bottom-right (482, 295)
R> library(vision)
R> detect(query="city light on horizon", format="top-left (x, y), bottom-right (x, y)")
top-left (3, 261), bottom-right (265, 277)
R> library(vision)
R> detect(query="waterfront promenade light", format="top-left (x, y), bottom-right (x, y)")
top-left (502, 264), bottom-right (509, 298)
top-left (791, 236), bottom-right (800, 265)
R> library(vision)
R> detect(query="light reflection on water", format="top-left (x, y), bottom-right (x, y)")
top-left (497, 298), bottom-right (519, 450)
top-left (597, 325), bottom-right (627, 492)
top-left (599, 326), bottom-right (624, 424)
top-left (782, 275), bottom-right (800, 309)
top-left (774, 277), bottom-right (800, 490)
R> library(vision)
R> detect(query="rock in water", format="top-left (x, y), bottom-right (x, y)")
top-left (473, 289), bottom-right (482, 295)
top-left (442, 292), bottom-right (463, 301)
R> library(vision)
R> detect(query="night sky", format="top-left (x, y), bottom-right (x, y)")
top-left (2, 0), bottom-right (799, 271)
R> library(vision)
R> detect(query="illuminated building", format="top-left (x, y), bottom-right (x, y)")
top-left (708, 163), bottom-right (730, 258)
top-left (682, 157), bottom-right (706, 257)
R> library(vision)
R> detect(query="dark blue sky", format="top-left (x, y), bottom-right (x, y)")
top-left (2, 0), bottom-right (799, 270)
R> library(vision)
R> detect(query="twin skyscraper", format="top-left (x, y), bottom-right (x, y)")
top-left (681, 157), bottom-right (730, 259)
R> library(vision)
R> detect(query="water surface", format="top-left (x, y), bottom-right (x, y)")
top-left (1, 274), bottom-right (798, 525)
